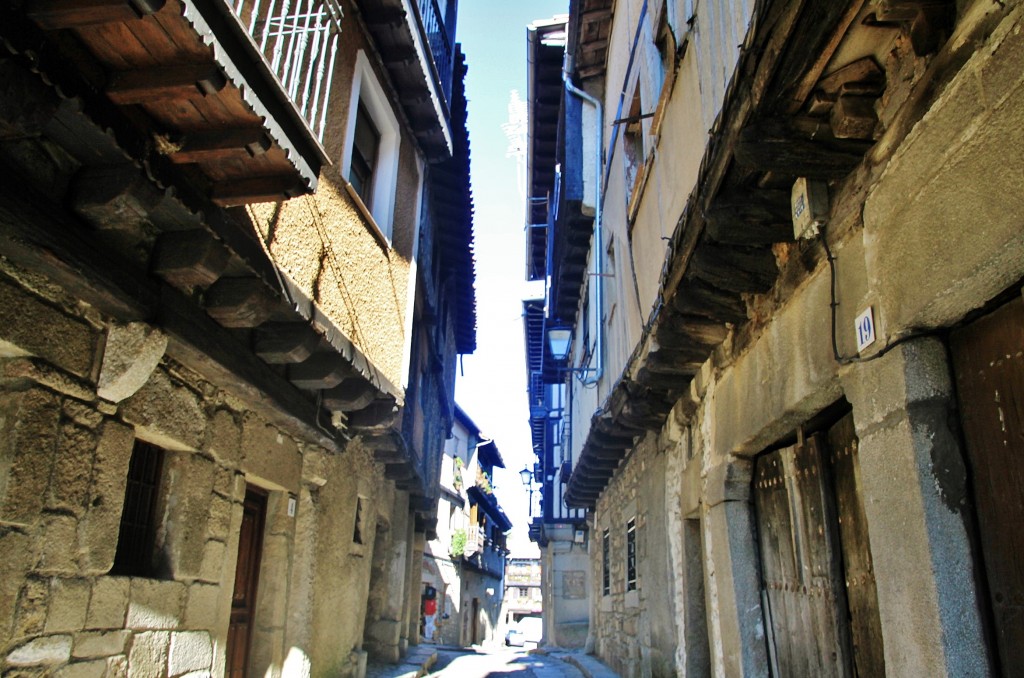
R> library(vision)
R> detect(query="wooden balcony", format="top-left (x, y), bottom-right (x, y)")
top-left (16, 0), bottom-right (332, 205)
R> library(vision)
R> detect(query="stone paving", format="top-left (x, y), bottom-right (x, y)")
top-left (365, 644), bottom-right (619, 678)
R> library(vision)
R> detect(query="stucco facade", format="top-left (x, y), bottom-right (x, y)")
top-left (529, 0), bottom-right (1024, 676)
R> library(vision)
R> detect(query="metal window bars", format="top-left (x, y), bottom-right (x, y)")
top-left (230, 0), bottom-right (343, 143)
top-left (416, 0), bottom-right (453, 105)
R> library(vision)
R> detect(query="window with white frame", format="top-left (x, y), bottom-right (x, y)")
top-left (343, 50), bottom-right (400, 243)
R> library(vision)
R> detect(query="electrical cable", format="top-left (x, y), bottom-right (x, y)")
top-left (820, 226), bottom-right (940, 365)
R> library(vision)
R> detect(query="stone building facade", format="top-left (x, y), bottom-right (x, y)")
top-left (0, 0), bottom-right (474, 675)
top-left (422, 406), bottom-right (511, 648)
top-left (529, 0), bottom-right (1024, 676)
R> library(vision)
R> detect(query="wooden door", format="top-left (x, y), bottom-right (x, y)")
top-left (755, 436), bottom-right (852, 677)
top-left (951, 296), bottom-right (1024, 676)
top-left (471, 598), bottom-right (479, 645)
top-left (226, 487), bottom-right (267, 678)
top-left (828, 414), bottom-right (885, 678)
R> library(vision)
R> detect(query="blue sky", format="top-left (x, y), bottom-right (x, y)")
top-left (455, 1), bottom-right (567, 556)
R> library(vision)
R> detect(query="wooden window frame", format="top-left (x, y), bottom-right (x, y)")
top-left (343, 50), bottom-right (401, 244)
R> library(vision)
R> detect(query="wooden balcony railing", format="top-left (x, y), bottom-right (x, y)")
top-left (228, 0), bottom-right (343, 143)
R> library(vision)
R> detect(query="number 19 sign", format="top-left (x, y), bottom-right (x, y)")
top-left (855, 307), bottom-right (876, 353)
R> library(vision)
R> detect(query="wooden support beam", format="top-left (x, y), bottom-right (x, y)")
top-left (210, 175), bottom-right (307, 206)
top-left (347, 398), bottom-right (399, 432)
top-left (385, 462), bottom-right (415, 481)
top-left (909, 6), bottom-right (954, 56)
top-left (817, 58), bottom-right (885, 97)
top-left (647, 346), bottom-right (707, 373)
top-left (0, 59), bottom-right (61, 140)
top-left (655, 313), bottom-right (731, 349)
top-left (705, 188), bottom-right (795, 245)
top-left (322, 377), bottom-right (377, 412)
top-left (204, 277), bottom-right (277, 328)
top-left (734, 117), bottom-right (872, 179)
top-left (252, 322), bottom-right (319, 364)
top-left (0, 171), bottom-right (339, 449)
top-left (361, 6), bottom-right (405, 27)
top-left (71, 165), bottom-right (163, 231)
top-left (152, 230), bottom-right (231, 288)
top-left (579, 453), bottom-right (623, 471)
top-left (636, 367), bottom-right (694, 392)
top-left (689, 243), bottom-right (778, 295)
top-left (830, 95), bottom-right (879, 140)
top-left (26, 0), bottom-right (165, 29)
top-left (588, 444), bottom-right (627, 461)
top-left (168, 128), bottom-right (272, 164)
top-left (672, 279), bottom-right (749, 326)
top-left (366, 435), bottom-right (407, 464)
top-left (106, 64), bottom-right (226, 105)
top-left (288, 353), bottom-right (356, 390)
top-left (0, 170), bottom-right (155, 320)
top-left (874, 0), bottom-right (950, 22)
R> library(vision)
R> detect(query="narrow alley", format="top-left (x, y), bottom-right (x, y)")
top-left (368, 646), bottom-right (617, 678)
top-left (1, 0), bottom-right (1022, 675)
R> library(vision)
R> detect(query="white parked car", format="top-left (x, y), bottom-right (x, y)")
top-left (504, 627), bottom-right (525, 647)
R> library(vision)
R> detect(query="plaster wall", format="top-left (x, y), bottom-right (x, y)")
top-left (247, 3), bottom-right (424, 391)
top-left (539, 528), bottom-right (589, 649)
top-left (461, 569), bottom-right (503, 647)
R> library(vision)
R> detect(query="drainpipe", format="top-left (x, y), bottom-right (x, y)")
top-left (562, 56), bottom-right (604, 386)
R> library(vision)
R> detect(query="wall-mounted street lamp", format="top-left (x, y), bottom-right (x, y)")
top-left (520, 465), bottom-right (535, 517)
top-left (546, 327), bottom-right (572, 362)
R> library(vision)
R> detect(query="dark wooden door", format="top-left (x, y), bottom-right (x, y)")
top-left (226, 487), bottom-right (267, 678)
top-left (828, 414), bottom-right (885, 678)
top-left (951, 296), bottom-right (1024, 676)
top-left (471, 598), bottom-right (479, 645)
top-left (755, 436), bottom-right (852, 677)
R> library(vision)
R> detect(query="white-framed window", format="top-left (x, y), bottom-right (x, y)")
top-left (343, 50), bottom-right (400, 243)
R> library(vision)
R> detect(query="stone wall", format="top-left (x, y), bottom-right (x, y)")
top-left (591, 434), bottom-right (675, 678)
top-left (0, 273), bottom-right (396, 677)
top-left (580, 4), bottom-right (1024, 676)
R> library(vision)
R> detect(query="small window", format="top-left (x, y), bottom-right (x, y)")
top-left (349, 103), bottom-right (380, 206)
top-left (623, 85), bottom-right (645, 200)
top-left (353, 496), bottom-right (367, 545)
top-left (112, 440), bottom-right (165, 577)
top-left (653, 2), bottom-right (673, 92)
top-left (602, 529), bottom-right (610, 596)
top-left (344, 51), bottom-right (402, 243)
top-left (626, 518), bottom-right (637, 592)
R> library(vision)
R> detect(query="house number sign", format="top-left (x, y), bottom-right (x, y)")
top-left (855, 307), bottom-right (876, 353)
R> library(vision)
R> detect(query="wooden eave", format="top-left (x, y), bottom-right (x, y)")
top-left (12, 0), bottom-right (327, 206)
top-left (564, 0), bottom-right (958, 507)
top-left (0, 38), bottom-right (409, 465)
top-left (355, 0), bottom-right (453, 163)
top-left (526, 18), bottom-right (567, 282)
top-left (430, 48), bottom-right (476, 354)
top-left (570, 0), bottom-right (613, 81)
